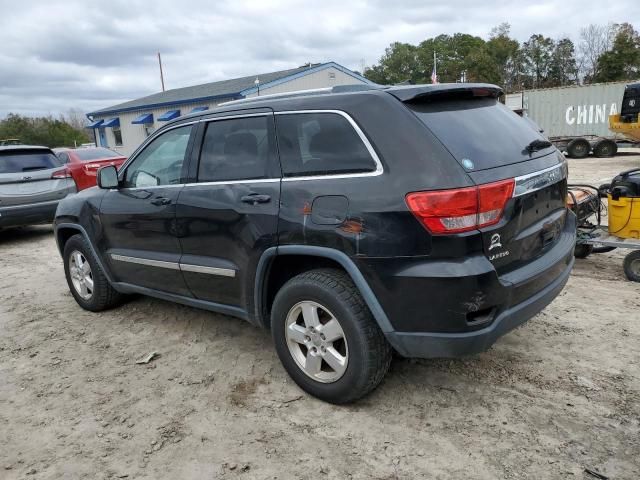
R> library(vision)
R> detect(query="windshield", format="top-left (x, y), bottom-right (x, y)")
top-left (0, 151), bottom-right (60, 174)
top-left (74, 148), bottom-right (121, 161)
top-left (407, 98), bottom-right (554, 171)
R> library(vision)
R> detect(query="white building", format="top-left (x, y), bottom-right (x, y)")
top-left (86, 62), bottom-right (373, 156)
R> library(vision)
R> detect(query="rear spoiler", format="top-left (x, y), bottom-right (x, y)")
top-left (385, 83), bottom-right (503, 103)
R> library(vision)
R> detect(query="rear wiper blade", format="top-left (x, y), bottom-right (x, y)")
top-left (525, 139), bottom-right (553, 153)
top-left (21, 167), bottom-right (46, 172)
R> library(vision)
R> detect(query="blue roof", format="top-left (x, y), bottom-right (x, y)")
top-left (87, 62), bottom-right (374, 117)
top-left (158, 110), bottom-right (180, 121)
top-left (103, 117), bottom-right (120, 127)
top-left (86, 119), bottom-right (103, 128)
top-left (132, 113), bottom-right (153, 124)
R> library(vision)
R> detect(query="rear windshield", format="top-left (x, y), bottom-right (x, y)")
top-left (407, 98), bottom-right (554, 170)
top-left (0, 151), bottom-right (60, 174)
top-left (73, 148), bottom-right (121, 161)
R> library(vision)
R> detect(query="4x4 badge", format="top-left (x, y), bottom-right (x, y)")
top-left (489, 233), bottom-right (502, 251)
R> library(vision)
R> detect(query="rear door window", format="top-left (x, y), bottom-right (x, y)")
top-left (197, 115), bottom-right (277, 182)
top-left (275, 112), bottom-right (377, 177)
top-left (0, 151), bottom-right (60, 174)
top-left (407, 98), bottom-right (555, 171)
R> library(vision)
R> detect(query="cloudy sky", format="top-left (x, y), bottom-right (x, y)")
top-left (0, 0), bottom-right (637, 118)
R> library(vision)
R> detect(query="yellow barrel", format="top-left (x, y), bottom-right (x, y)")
top-left (608, 194), bottom-right (640, 239)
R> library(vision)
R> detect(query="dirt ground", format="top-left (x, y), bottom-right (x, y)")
top-left (1, 153), bottom-right (639, 480)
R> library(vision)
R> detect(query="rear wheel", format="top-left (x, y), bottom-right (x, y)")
top-left (593, 139), bottom-right (618, 158)
top-left (271, 268), bottom-right (392, 404)
top-left (63, 234), bottom-right (124, 311)
top-left (623, 251), bottom-right (640, 282)
top-left (567, 138), bottom-right (591, 159)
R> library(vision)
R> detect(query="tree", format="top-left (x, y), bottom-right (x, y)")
top-left (521, 34), bottom-right (555, 88)
top-left (363, 42), bottom-right (420, 84)
top-left (484, 23), bottom-right (523, 91)
top-left (578, 23), bottom-right (617, 82)
top-left (0, 114), bottom-right (90, 148)
top-left (548, 38), bottom-right (579, 86)
top-left (595, 23), bottom-right (640, 82)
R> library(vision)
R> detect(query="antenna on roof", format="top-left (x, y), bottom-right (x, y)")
top-left (158, 52), bottom-right (165, 92)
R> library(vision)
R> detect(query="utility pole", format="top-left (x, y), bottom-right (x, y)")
top-left (158, 52), bottom-right (165, 92)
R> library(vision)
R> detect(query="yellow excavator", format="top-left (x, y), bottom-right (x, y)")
top-left (609, 82), bottom-right (640, 141)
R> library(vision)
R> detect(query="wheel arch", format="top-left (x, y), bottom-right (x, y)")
top-left (54, 222), bottom-right (115, 284)
top-left (255, 246), bottom-right (393, 333)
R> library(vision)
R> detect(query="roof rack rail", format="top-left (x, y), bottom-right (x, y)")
top-left (218, 84), bottom-right (382, 107)
top-left (218, 88), bottom-right (332, 106)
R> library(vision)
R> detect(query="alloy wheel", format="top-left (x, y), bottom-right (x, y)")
top-left (69, 250), bottom-right (94, 300)
top-left (285, 301), bottom-right (349, 383)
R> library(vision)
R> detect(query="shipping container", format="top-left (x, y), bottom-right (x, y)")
top-left (519, 81), bottom-right (633, 138)
top-left (506, 81), bottom-right (640, 157)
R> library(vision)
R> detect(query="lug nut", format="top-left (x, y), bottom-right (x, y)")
top-left (320, 346), bottom-right (326, 353)
top-left (311, 347), bottom-right (317, 353)
top-left (304, 336), bottom-right (310, 342)
top-left (320, 334), bottom-right (326, 340)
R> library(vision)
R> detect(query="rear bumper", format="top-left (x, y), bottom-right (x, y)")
top-left (385, 256), bottom-right (573, 358)
top-left (358, 212), bottom-right (576, 358)
top-left (0, 199), bottom-right (60, 228)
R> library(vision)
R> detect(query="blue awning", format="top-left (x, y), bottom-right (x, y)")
top-left (158, 110), bottom-right (180, 121)
top-left (132, 113), bottom-right (153, 124)
top-left (86, 119), bottom-right (103, 129)
top-left (103, 117), bottom-right (120, 128)
top-left (190, 106), bottom-right (209, 113)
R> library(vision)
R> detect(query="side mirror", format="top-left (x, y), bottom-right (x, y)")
top-left (97, 165), bottom-right (119, 189)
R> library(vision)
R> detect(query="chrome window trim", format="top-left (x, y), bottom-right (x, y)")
top-left (110, 253), bottom-right (237, 277)
top-left (275, 110), bottom-right (384, 182)
top-left (180, 264), bottom-right (236, 277)
top-left (184, 178), bottom-right (280, 187)
top-left (119, 110), bottom-right (385, 187)
top-left (200, 112), bottom-right (270, 123)
top-left (512, 162), bottom-right (567, 198)
top-left (116, 183), bottom-right (186, 192)
top-left (110, 254), bottom-right (180, 270)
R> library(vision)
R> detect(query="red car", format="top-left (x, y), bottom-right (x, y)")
top-left (54, 147), bottom-right (127, 191)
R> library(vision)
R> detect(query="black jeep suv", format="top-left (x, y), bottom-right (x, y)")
top-left (54, 83), bottom-right (575, 403)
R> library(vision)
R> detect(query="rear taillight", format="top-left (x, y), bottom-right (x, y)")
top-left (406, 179), bottom-right (515, 234)
top-left (51, 168), bottom-right (71, 179)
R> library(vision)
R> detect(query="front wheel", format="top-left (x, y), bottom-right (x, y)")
top-left (63, 234), bottom-right (124, 311)
top-left (623, 251), bottom-right (640, 282)
top-left (271, 269), bottom-right (392, 404)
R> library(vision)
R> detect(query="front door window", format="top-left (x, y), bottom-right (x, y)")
top-left (123, 125), bottom-right (192, 188)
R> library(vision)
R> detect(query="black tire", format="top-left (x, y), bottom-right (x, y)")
top-left (623, 251), bottom-right (640, 282)
top-left (567, 138), bottom-right (591, 159)
top-left (592, 245), bottom-right (617, 254)
top-left (63, 234), bottom-right (124, 311)
top-left (593, 139), bottom-right (618, 158)
top-left (574, 243), bottom-right (594, 259)
top-left (271, 268), bottom-right (392, 404)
